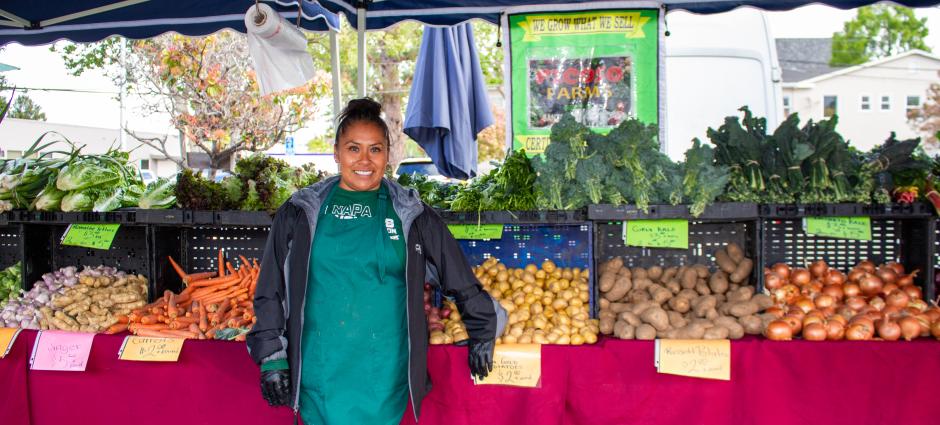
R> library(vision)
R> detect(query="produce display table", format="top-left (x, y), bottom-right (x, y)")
top-left (3, 331), bottom-right (938, 425)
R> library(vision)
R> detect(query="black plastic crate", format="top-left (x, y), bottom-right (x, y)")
top-left (213, 211), bottom-right (273, 226)
top-left (594, 220), bottom-right (760, 281)
top-left (589, 203), bottom-right (759, 221)
top-left (140, 225), bottom-right (269, 295)
top-left (20, 223), bottom-right (155, 299)
top-left (438, 209), bottom-right (586, 224)
top-left (135, 209), bottom-right (186, 224)
top-left (763, 216), bottom-right (934, 300)
top-left (760, 202), bottom-right (932, 218)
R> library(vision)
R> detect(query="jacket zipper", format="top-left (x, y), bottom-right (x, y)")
top-left (396, 195), bottom-right (422, 422)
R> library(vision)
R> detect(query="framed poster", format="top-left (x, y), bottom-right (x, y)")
top-left (508, 9), bottom-right (659, 155)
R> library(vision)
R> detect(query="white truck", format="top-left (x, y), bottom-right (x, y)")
top-left (663, 8), bottom-right (783, 160)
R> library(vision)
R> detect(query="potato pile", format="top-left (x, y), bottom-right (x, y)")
top-left (475, 258), bottom-right (598, 345)
top-left (425, 283), bottom-right (470, 345)
top-left (599, 243), bottom-right (772, 340)
top-left (38, 266), bottom-right (148, 332)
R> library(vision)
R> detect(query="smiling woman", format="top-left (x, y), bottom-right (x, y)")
top-left (334, 99), bottom-right (390, 191)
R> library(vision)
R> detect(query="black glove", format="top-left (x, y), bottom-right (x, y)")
top-left (468, 338), bottom-right (495, 380)
top-left (260, 369), bottom-right (291, 407)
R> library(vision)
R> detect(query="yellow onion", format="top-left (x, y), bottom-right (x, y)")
top-left (876, 318), bottom-right (901, 341)
top-left (826, 320), bottom-right (846, 340)
top-left (803, 322), bottom-right (827, 341)
top-left (899, 317), bottom-right (921, 341)
top-left (765, 320), bottom-right (793, 341)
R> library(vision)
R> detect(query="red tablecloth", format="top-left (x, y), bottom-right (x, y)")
top-left (3, 331), bottom-right (939, 425)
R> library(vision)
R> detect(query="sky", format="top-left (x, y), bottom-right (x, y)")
top-left (0, 4), bottom-right (938, 145)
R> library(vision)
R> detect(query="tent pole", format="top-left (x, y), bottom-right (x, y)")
top-left (330, 28), bottom-right (342, 126)
top-left (357, 7), bottom-right (366, 97)
top-left (0, 9), bottom-right (29, 26)
top-left (40, 0), bottom-right (150, 27)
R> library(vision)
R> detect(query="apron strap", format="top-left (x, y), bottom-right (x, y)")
top-left (375, 183), bottom-right (391, 284)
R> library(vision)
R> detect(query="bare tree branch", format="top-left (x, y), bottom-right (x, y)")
top-left (123, 128), bottom-right (186, 169)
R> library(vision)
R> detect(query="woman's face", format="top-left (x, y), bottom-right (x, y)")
top-left (335, 121), bottom-right (388, 191)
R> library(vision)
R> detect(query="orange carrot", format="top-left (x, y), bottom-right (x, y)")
top-left (134, 328), bottom-right (180, 338)
top-left (203, 288), bottom-right (247, 305)
top-left (105, 323), bottom-right (128, 334)
top-left (198, 302), bottom-right (208, 332)
top-left (140, 315), bottom-right (160, 325)
top-left (218, 249), bottom-right (225, 278)
top-left (168, 256), bottom-right (187, 280)
top-left (188, 275), bottom-right (240, 288)
top-left (167, 292), bottom-right (178, 318)
top-left (238, 255), bottom-right (253, 272)
top-left (163, 329), bottom-right (199, 339)
top-left (129, 323), bottom-right (171, 332)
top-left (115, 314), bottom-right (130, 324)
top-left (226, 261), bottom-right (237, 276)
top-left (182, 271), bottom-right (217, 285)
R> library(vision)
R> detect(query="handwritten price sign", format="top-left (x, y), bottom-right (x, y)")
top-left (61, 223), bottom-right (121, 250)
top-left (119, 336), bottom-right (185, 362)
top-left (656, 339), bottom-right (730, 381)
top-left (447, 224), bottom-right (504, 240)
top-left (803, 216), bottom-right (872, 240)
top-left (474, 344), bottom-right (541, 387)
top-left (625, 219), bottom-right (689, 249)
top-left (30, 331), bottom-right (95, 371)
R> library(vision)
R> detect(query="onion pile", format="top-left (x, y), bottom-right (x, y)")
top-left (762, 260), bottom-right (940, 341)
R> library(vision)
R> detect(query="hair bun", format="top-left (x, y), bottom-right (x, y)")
top-left (343, 97), bottom-right (382, 119)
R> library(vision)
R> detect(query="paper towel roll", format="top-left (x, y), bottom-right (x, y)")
top-left (244, 3), bottom-right (316, 96)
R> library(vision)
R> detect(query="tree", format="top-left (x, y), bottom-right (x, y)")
top-left (56, 33), bottom-right (329, 170)
top-left (908, 72), bottom-right (940, 146)
top-left (830, 5), bottom-right (931, 66)
top-left (0, 75), bottom-right (47, 121)
top-left (306, 20), bottom-right (504, 170)
top-left (7, 95), bottom-right (47, 121)
top-left (477, 105), bottom-right (506, 163)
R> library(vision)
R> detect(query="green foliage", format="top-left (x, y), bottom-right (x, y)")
top-left (138, 178), bottom-right (177, 209)
top-left (6, 96), bottom-right (46, 121)
top-left (681, 140), bottom-right (730, 217)
top-left (830, 5), bottom-right (931, 66)
top-left (175, 169), bottom-right (235, 210)
top-left (533, 114), bottom-right (689, 213)
top-left (0, 262), bottom-right (22, 308)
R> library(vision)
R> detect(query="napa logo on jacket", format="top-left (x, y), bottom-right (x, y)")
top-left (326, 203), bottom-right (373, 220)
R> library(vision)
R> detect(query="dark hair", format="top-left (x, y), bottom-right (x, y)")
top-left (335, 97), bottom-right (390, 146)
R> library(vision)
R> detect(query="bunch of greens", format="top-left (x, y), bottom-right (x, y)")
top-left (0, 136), bottom-right (66, 212)
top-left (175, 169), bottom-right (237, 210)
top-left (681, 140), bottom-right (730, 217)
top-left (708, 107), bottom-right (927, 204)
top-left (138, 178), bottom-right (177, 209)
top-left (533, 114), bottom-right (688, 213)
top-left (55, 147), bottom-right (145, 212)
top-left (221, 154), bottom-right (297, 212)
top-left (0, 262), bottom-right (22, 308)
top-left (396, 172), bottom-right (458, 210)
top-left (449, 149), bottom-right (539, 213)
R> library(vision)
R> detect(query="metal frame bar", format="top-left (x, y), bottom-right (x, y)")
top-left (40, 0), bottom-right (150, 28)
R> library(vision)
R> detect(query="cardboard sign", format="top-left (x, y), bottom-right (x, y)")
top-left (474, 344), bottom-right (541, 387)
top-left (448, 224), bottom-right (504, 240)
top-left (803, 216), bottom-right (872, 240)
top-left (625, 219), bottom-right (688, 249)
top-left (61, 223), bottom-right (121, 250)
top-left (118, 336), bottom-right (185, 362)
top-left (0, 328), bottom-right (22, 358)
top-left (656, 339), bottom-right (730, 381)
top-left (30, 331), bottom-right (95, 371)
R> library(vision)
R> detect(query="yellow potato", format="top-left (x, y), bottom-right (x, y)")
top-left (557, 334), bottom-right (571, 345)
top-left (570, 333), bottom-right (585, 345)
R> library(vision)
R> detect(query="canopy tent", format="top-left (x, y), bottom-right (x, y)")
top-left (317, 0), bottom-right (940, 29)
top-left (0, 0), bottom-right (340, 46)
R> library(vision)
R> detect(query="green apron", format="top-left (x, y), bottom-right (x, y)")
top-left (300, 183), bottom-right (409, 425)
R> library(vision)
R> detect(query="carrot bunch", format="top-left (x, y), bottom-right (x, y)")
top-left (105, 250), bottom-right (259, 340)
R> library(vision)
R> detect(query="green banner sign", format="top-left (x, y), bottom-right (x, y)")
top-left (625, 219), bottom-right (688, 249)
top-left (448, 224), bottom-right (504, 240)
top-left (508, 9), bottom-right (659, 155)
top-left (61, 224), bottom-right (120, 250)
top-left (803, 216), bottom-right (872, 240)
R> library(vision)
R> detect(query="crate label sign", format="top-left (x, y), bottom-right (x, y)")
top-left (473, 344), bottom-right (541, 387)
top-left (119, 336), bottom-right (184, 362)
top-left (625, 219), bottom-right (688, 249)
top-left (447, 224), bottom-right (504, 240)
top-left (30, 331), bottom-right (95, 371)
top-left (803, 216), bottom-right (871, 240)
top-left (0, 328), bottom-right (22, 358)
top-left (61, 224), bottom-right (121, 250)
top-left (655, 339), bottom-right (730, 381)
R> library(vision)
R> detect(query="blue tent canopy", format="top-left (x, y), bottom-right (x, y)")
top-left (318, 0), bottom-right (940, 30)
top-left (0, 0), bottom-right (340, 46)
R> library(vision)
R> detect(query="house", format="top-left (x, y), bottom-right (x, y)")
top-left (776, 38), bottom-right (940, 151)
top-left (0, 118), bottom-right (183, 178)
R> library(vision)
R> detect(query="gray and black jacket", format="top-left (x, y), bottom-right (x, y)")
top-left (247, 176), bottom-right (507, 421)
